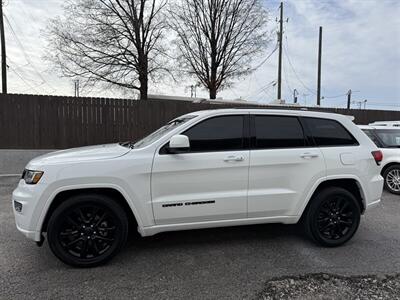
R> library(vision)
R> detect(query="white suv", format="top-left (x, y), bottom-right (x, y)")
top-left (13, 109), bottom-right (383, 267)
top-left (359, 125), bottom-right (400, 194)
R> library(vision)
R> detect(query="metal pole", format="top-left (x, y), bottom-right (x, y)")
top-left (277, 2), bottom-right (283, 100)
top-left (0, 0), bottom-right (7, 94)
top-left (317, 26), bottom-right (322, 106)
top-left (347, 89), bottom-right (352, 109)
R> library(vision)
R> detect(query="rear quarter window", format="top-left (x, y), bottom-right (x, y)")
top-left (303, 117), bottom-right (359, 146)
top-left (362, 129), bottom-right (381, 147)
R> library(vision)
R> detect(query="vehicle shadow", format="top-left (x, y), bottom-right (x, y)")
top-left (123, 222), bottom-right (305, 253)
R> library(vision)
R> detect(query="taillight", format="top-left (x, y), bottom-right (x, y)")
top-left (371, 150), bottom-right (383, 166)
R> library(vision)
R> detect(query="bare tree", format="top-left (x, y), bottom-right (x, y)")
top-left (169, 0), bottom-right (269, 99)
top-left (46, 0), bottom-right (168, 99)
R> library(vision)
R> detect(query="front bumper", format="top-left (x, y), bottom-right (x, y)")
top-left (12, 179), bottom-right (47, 242)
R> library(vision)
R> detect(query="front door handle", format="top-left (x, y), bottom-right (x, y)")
top-left (224, 155), bottom-right (244, 162)
top-left (300, 152), bottom-right (319, 159)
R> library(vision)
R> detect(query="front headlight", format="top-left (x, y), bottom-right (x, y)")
top-left (22, 169), bottom-right (44, 184)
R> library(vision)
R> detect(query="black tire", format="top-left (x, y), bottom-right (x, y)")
top-left (383, 164), bottom-right (400, 195)
top-left (47, 193), bottom-right (129, 267)
top-left (303, 187), bottom-right (361, 247)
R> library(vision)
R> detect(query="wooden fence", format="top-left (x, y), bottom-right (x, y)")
top-left (0, 93), bottom-right (399, 149)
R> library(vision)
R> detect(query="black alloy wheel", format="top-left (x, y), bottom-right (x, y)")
top-left (304, 187), bottom-right (361, 247)
top-left (47, 194), bottom-right (128, 267)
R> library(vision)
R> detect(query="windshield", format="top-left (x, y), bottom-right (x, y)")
top-left (375, 129), bottom-right (400, 148)
top-left (133, 115), bottom-right (197, 148)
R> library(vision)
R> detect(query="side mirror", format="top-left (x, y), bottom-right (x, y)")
top-left (168, 135), bottom-right (190, 153)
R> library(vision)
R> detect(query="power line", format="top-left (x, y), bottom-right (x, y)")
top-left (8, 66), bottom-right (41, 93)
top-left (3, 13), bottom-right (56, 93)
top-left (282, 53), bottom-right (293, 99)
top-left (250, 80), bottom-right (277, 99)
top-left (7, 55), bottom-right (43, 85)
top-left (283, 37), bottom-right (317, 96)
top-left (253, 43), bottom-right (278, 70)
top-left (323, 93), bottom-right (348, 99)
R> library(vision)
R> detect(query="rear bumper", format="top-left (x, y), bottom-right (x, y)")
top-left (366, 199), bottom-right (381, 210)
top-left (363, 174), bottom-right (384, 212)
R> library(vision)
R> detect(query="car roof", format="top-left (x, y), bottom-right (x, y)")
top-left (187, 108), bottom-right (352, 120)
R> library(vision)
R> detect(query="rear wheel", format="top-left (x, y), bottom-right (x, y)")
top-left (47, 194), bottom-right (128, 267)
top-left (383, 164), bottom-right (400, 195)
top-left (304, 187), bottom-right (361, 247)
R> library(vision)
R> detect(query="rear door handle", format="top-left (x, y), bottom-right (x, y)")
top-left (300, 152), bottom-right (319, 159)
top-left (224, 155), bottom-right (244, 162)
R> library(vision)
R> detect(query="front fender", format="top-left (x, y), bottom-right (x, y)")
top-left (35, 178), bottom-right (151, 237)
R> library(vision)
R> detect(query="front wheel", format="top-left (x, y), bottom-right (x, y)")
top-left (304, 187), bottom-right (361, 247)
top-left (47, 194), bottom-right (129, 267)
top-left (383, 164), bottom-right (400, 195)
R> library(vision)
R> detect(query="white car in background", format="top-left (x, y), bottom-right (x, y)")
top-left (369, 121), bottom-right (400, 127)
top-left (359, 125), bottom-right (400, 194)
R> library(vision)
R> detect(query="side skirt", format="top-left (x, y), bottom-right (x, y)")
top-left (138, 215), bottom-right (300, 237)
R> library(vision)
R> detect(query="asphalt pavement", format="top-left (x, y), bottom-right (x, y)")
top-left (0, 176), bottom-right (399, 300)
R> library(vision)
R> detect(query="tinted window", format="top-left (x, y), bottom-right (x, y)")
top-left (183, 115), bottom-right (244, 152)
top-left (304, 118), bottom-right (358, 146)
top-left (374, 129), bottom-right (400, 148)
top-left (254, 115), bottom-right (306, 148)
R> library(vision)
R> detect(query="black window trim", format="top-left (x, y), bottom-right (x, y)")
top-left (301, 116), bottom-right (360, 147)
top-left (159, 114), bottom-right (250, 155)
top-left (250, 114), bottom-right (313, 150)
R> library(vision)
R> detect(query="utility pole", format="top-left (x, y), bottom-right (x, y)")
top-left (347, 89), bottom-right (352, 109)
top-left (317, 26), bottom-right (322, 106)
top-left (0, 0), bottom-right (7, 94)
top-left (190, 85), bottom-right (197, 98)
top-left (277, 2), bottom-right (283, 100)
top-left (293, 89), bottom-right (298, 103)
top-left (74, 80), bottom-right (80, 97)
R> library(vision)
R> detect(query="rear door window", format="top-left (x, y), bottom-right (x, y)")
top-left (254, 115), bottom-right (307, 149)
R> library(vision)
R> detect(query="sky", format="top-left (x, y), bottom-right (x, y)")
top-left (1, 0), bottom-right (400, 110)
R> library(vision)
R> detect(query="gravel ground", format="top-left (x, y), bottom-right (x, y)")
top-left (257, 274), bottom-right (400, 300)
